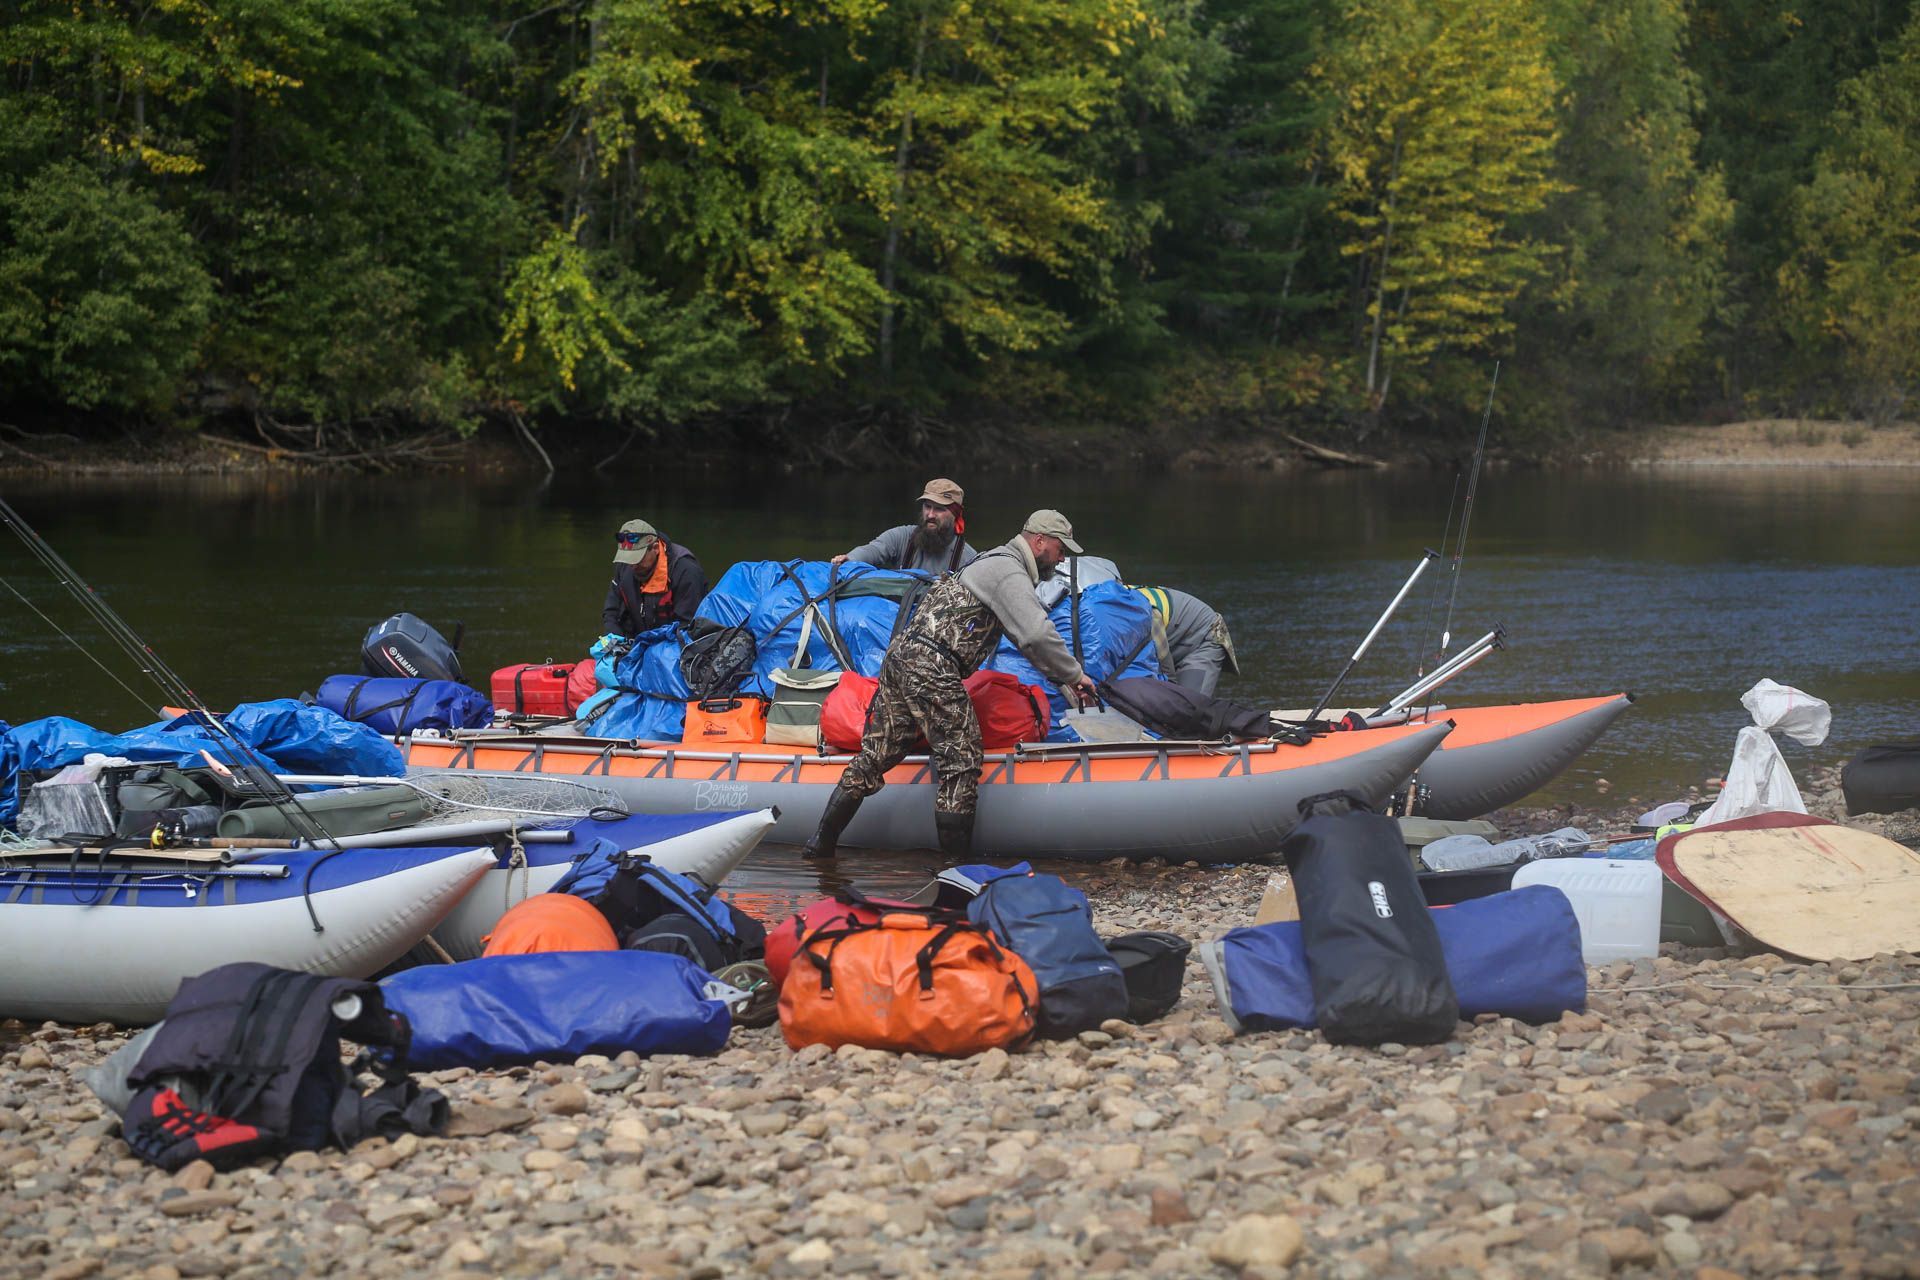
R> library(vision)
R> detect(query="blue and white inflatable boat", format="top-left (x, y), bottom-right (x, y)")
top-left (0, 808), bottom-right (775, 1024)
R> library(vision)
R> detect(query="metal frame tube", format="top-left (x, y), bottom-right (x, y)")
top-left (1374, 628), bottom-right (1504, 718)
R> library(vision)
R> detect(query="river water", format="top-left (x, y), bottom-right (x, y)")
top-left (4, 465), bottom-right (1917, 912)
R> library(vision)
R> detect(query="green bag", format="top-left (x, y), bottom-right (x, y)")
top-left (764, 607), bottom-right (841, 749)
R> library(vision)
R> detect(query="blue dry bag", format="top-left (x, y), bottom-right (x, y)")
top-left (381, 951), bottom-right (731, 1070)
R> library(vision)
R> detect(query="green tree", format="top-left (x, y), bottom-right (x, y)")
top-left (1518, 0), bottom-right (1732, 415)
top-left (1778, 12), bottom-right (1920, 412)
top-left (0, 162), bottom-right (215, 411)
top-left (1314, 0), bottom-right (1565, 408)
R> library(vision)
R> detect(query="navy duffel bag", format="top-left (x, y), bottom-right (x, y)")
top-left (316, 674), bottom-right (494, 736)
top-left (381, 952), bottom-right (732, 1069)
top-left (1201, 886), bottom-right (1587, 1034)
top-left (967, 872), bottom-right (1129, 1038)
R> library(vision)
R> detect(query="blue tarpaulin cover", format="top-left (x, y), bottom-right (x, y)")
top-left (1, 700), bottom-right (406, 826)
top-left (579, 560), bottom-right (1159, 741)
top-left (1211, 886), bottom-right (1587, 1032)
top-left (984, 580), bottom-right (1159, 725)
top-left (381, 951), bottom-right (732, 1069)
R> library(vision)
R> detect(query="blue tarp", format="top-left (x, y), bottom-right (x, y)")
top-left (382, 951), bottom-right (731, 1069)
top-left (0, 700), bottom-right (406, 828)
top-left (985, 580), bottom-right (1160, 727)
top-left (1213, 886), bottom-right (1587, 1032)
top-left (575, 559), bottom-right (1160, 742)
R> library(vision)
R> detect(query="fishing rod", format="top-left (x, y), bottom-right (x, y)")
top-left (0, 497), bottom-right (348, 926)
top-left (1434, 361), bottom-right (1499, 661)
top-left (1305, 550), bottom-right (1439, 723)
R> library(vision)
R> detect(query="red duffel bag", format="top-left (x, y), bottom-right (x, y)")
top-left (564, 659), bottom-right (599, 712)
top-left (819, 670), bottom-right (1052, 753)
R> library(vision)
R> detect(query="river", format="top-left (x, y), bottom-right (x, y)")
top-left (4, 465), bottom-right (1917, 910)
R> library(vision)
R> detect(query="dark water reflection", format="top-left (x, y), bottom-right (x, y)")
top-left (4, 464), bottom-right (1917, 916)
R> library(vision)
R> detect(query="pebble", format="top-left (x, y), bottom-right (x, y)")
top-left (4, 807), bottom-right (1915, 1277)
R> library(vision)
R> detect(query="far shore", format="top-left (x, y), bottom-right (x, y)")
top-left (3, 416), bottom-right (1918, 478)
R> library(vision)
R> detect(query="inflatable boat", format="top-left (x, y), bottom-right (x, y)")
top-left (425, 807), bottom-right (776, 960)
top-left (1385, 694), bottom-right (1635, 819)
top-left (403, 720), bottom-right (1454, 864)
top-left (0, 842), bottom-right (495, 1025)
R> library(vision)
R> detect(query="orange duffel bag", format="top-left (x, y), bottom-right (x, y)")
top-left (779, 911), bottom-right (1038, 1056)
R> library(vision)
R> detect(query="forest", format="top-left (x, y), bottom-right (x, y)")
top-left (2, 0), bottom-right (1916, 458)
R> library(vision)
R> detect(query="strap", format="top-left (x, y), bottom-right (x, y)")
top-left (1069, 558), bottom-right (1084, 666)
top-left (790, 607), bottom-right (816, 670)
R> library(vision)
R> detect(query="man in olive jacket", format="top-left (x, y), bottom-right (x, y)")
top-left (804, 510), bottom-right (1099, 861)
top-left (601, 519), bottom-right (708, 638)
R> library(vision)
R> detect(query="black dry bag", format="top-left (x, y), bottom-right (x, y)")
top-left (1283, 791), bottom-right (1458, 1046)
top-left (1097, 677), bottom-right (1299, 742)
top-left (1842, 738), bottom-right (1920, 816)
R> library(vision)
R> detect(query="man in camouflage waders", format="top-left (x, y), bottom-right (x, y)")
top-left (803, 511), bottom-right (1100, 860)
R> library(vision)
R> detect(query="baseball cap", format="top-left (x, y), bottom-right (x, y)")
top-left (1023, 509), bottom-right (1083, 554)
top-left (613, 518), bottom-right (658, 564)
top-left (917, 478), bottom-right (965, 506)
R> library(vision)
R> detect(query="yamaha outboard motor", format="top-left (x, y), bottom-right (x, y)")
top-left (362, 613), bottom-right (465, 683)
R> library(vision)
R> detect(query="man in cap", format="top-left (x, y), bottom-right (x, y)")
top-left (601, 519), bottom-right (709, 638)
top-left (831, 478), bottom-right (977, 574)
top-left (804, 510), bottom-right (1100, 861)
top-left (1134, 586), bottom-right (1240, 696)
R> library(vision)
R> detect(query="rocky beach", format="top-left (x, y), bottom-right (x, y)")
top-left (3, 771), bottom-right (1917, 1280)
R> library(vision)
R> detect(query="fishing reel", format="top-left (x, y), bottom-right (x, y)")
top-left (1385, 782), bottom-right (1433, 819)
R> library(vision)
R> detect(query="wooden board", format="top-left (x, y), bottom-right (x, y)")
top-left (1657, 812), bottom-right (1920, 962)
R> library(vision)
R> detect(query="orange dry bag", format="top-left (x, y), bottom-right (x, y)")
top-left (681, 695), bottom-right (770, 745)
top-left (482, 893), bottom-right (619, 956)
top-left (778, 911), bottom-right (1038, 1056)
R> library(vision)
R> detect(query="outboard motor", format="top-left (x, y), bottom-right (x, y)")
top-left (362, 613), bottom-right (465, 683)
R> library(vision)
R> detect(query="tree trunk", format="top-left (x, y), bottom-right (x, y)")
top-left (1364, 138), bottom-right (1403, 401)
top-left (878, 19), bottom-right (929, 384)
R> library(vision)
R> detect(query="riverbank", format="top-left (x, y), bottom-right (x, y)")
top-left (5, 416), bottom-right (1919, 478)
top-left (3, 772), bottom-right (1916, 1279)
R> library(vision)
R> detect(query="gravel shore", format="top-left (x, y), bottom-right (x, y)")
top-left (4, 777), bottom-right (1917, 1279)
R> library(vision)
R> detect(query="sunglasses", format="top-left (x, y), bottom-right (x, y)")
top-left (616, 531), bottom-right (655, 547)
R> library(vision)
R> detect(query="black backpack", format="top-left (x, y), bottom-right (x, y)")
top-left (121, 963), bottom-right (446, 1172)
top-left (1097, 676), bottom-right (1306, 743)
top-left (679, 622), bottom-right (758, 701)
top-left (1102, 930), bottom-right (1191, 1024)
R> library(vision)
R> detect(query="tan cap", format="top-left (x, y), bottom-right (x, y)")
top-left (1023, 509), bottom-right (1083, 554)
top-left (917, 478), bottom-right (964, 507)
top-left (614, 518), bottom-right (658, 564)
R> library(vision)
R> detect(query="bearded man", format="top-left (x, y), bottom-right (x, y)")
top-left (831, 478), bottom-right (978, 574)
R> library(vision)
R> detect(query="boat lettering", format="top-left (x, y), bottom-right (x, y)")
top-left (694, 781), bottom-right (752, 811)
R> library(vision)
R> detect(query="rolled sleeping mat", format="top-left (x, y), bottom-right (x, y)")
top-left (216, 785), bottom-right (431, 839)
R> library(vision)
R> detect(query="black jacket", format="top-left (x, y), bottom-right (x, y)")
top-left (602, 540), bottom-right (708, 637)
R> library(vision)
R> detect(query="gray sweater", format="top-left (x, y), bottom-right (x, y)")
top-left (844, 525), bottom-right (978, 574)
top-left (957, 537), bottom-right (1084, 685)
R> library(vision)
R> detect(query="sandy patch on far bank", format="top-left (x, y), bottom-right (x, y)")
top-left (1626, 418), bottom-right (1920, 467)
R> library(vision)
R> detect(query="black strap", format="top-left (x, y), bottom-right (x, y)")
top-left (344, 677), bottom-right (424, 727)
top-left (1068, 558), bottom-right (1084, 666)
top-left (908, 632), bottom-right (970, 672)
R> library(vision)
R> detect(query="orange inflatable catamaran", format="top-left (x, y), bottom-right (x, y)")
top-left (402, 693), bottom-right (1631, 862)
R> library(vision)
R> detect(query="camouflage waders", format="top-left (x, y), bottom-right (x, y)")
top-left (805, 569), bottom-right (1008, 859)
top-left (840, 572), bottom-right (1004, 816)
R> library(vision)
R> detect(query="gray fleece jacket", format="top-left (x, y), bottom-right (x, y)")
top-left (957, 536), bottom-right (1085, 686)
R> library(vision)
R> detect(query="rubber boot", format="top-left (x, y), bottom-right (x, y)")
top-left (934, 810), bottom-right (975, 862)
top-left (802, 784), bottom-right (862, 860)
